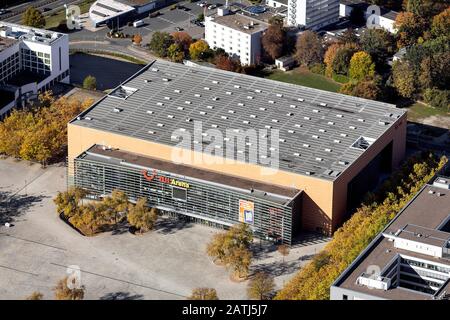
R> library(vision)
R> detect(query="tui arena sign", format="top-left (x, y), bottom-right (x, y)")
top-left (142, 169), bottom-right (190, 189)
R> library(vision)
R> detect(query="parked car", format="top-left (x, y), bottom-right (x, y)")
top-left (208, 4), bottom-right (217, 9)
top-left (149, 11), bottom-right (160, 18)
top-left (175, 26), bottom-right (184, 31)
top-left (43, 7), bottom-right (52, 12)
top-left (133, 20), bottom-right (144, 27)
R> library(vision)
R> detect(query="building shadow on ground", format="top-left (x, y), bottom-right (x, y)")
top-left (99, 292), bottom-right (144, 300)
top-left (0, 191), bottom-right (47, 224)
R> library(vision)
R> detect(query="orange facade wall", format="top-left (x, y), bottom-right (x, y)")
top-left (68, 112), bottom-right (406, 235)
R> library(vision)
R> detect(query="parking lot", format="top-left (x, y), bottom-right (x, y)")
top-left (71, 0), bottom-right (234, 43)
top-left (0, 158), bottom-right (327, 300)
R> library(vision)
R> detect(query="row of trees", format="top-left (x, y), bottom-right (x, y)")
top-left (148, 31), bottom-right (253, 74)
top-left (276, 152), bottom-right (447, 300)
top-left (149, 31), bottom-right (212, 63)
top-left (258, 0), bottom-right (449, 108)
top-left (0, 93), bottom-right (92, 166)
top-left (54, 188), bottom-right (158, 236)
top-left (206, 223), bottom-right (253, 280)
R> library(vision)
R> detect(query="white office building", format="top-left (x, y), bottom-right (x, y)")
top-left (0, 22), bottom-right (69, 118)
top-left (287, 0), bottom-right (340, 30)
top-left (204, 9), bottom-right (268, 66)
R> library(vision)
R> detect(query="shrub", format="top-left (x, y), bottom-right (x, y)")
top-left (309, 63), bottom-right (325, 75)
top-left (83, 75), bottom-right (97, 90)
top-left (423, 88), bottom-right (450, 110)
top-left (54, 276), bottom-right (85, 300)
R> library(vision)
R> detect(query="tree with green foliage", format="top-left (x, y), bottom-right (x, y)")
top-left (295, 31), bottom-right (323, 67)
top-left (392, 60), bottom-right (416, 98)
top-left (83, 75), bottom-right (97, 90)
top-left (423, 88), bottom-right (450, 111)
top-left (348, 51), bottom-right (375, 81)
top-left (127, 198), bottom-right (158, 233)
top-left (167, 43), bottom-right (185, 63)
top-left (431, 7), bottom-right (450, 38)
top-left (22, 7), bottom-right (45, 28)
top-left (189, 288), bottom-right (219, 300)
top-left (332, 47), bottom-right (355, 75)
top-left (149, 31), bottom-right (174, 57)
top-left (247, 272), bottom-right (275, 300)
top-left (360, 28), bottom-right (395, 68)
top-left (189, 40), bottom-right (211, 61)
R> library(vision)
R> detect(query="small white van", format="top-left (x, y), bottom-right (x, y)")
top-left (133, 20), bottom-right (144, 28)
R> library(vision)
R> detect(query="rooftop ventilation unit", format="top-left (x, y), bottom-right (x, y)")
top-left (338, 160), bottom-right (349, 165)
top-left (162, 78), bottom-right (170, 82)
top-left (110, 85), bottom-right (138, 100)
top-left (319, 129), bottom-right (326, 133)
top-left (351, 136), bottom-right (375, 150)
top-left (174, 89), bottom-right (181, 93)
top-left (247, 96), bottom-right (254, 99)
top-left (204, 87), bottom-right (210, 90)
top-left (255, 89), bottom-right (262, 93)
top-left (298, 98), bottom-right (304, 102)
top-left (113, 108), bottom-right (122, 113)
top-left (146, 110), bottom-right (154, 114)
top-left (259, 107), bottom-right (266, 111)
top-left (177, 107), bottom-right (184, 110)
top-left (164, 96), bottom-right (171, 100)
top-left (304, 116), bottom-right (310, 120)
top-left (328, 121), bottom-right (334, 125)
top-left (305, 171), bottom-right (314, 175)
top-left (319, 103), bottom-right (327, 107)
top-left (195, 93), bottom-right (201, 97)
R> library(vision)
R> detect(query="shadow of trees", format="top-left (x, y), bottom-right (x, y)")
top-left (0, 190), bottom-right (46, 224)
top-left (154, 216), bottom-right (193, 235)
top-left (250, 260), bottom-right (302, 278)
top-left (99, 292), bottom-right (144, 300)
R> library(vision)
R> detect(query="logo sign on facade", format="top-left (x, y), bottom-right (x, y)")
top-left (142, 169), bottom-right (190, 189)
top-left (239, 200), bottom-right (254, 224)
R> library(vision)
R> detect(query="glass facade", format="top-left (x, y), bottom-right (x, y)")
top-left (20, 48), bottom-right (51, 75)
top-left (70, 156), bottom-right (300, 245)
top-left (0, 52), bottom-right (20, 83)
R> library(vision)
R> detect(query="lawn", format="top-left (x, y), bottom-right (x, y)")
top-left (266, 67), bottom-right (342, 93)
top-left (406, 101), bottom-right (450, 122)
top-left (45, 0), bottom-right (94, 29)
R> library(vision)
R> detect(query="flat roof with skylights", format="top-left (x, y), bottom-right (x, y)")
top-left (70, 60), bottom-right (405, 181)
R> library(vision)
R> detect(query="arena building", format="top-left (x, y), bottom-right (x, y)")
top-left (67, 60), bottom-right (407, 244)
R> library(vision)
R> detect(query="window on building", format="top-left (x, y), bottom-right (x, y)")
top-left (172, 187), bottom-right (187, 201)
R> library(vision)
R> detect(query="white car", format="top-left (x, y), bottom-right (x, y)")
top-left (199, 2), bottom-right (207, 7)
top-left (208, 4), bottom-right (217, 9)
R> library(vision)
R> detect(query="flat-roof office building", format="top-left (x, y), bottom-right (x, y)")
top-left (331, 176), bottom-right (450, 300)
top-left (68, 60), bottom-right (406, 244)
top-left (0, 22), bottom-right (69, 118)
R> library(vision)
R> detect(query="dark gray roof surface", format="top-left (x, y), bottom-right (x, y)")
top-left (71, 60), bottom-right (405, 180)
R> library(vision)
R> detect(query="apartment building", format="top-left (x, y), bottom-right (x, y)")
top-left (204, 9), bottom-right (268, 66)
top-left (287, 0), bottom-right (340, 30)
top-left (0, 22), bottom-right (70, 118)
